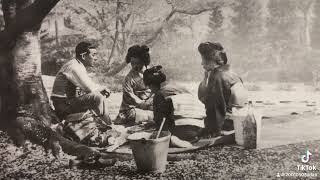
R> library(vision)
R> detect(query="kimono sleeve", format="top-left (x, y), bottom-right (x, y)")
top-left (221, 72), bottom-right (248, 107)
top-left (198, 71), bottom-right (210, 104)
top-left (122, 76), bottom-right (143, 105)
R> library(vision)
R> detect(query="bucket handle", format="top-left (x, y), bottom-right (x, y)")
top-left (156, 117), bottom-right (166, 139)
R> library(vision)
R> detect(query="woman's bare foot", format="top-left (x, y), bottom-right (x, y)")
top-left (199, 129), bottom-right (221, 139)
top-left (170, 135), bottom-right (193, 148)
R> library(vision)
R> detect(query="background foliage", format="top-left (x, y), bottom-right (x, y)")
top-left (1, 0), bottom-right (320, 84)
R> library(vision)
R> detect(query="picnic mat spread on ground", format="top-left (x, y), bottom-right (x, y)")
top-left (92, 122), bottom-right (235, 155)
top-left (61, 93), bottom-right (217, 154)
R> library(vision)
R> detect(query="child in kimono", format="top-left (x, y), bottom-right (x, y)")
top-left (143, 66), bottom-right (193, 148)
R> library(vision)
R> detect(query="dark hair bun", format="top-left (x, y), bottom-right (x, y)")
top-left (141, 45), bottom-right (149, 53)
top-left (143, 65), bottom-right (166, 86)
top-left (198, 42), bottom-right (223, 55)
top-left (126, 45), bottom-right (150, 66)
top-left (198, 42), bottom-right (227, 64)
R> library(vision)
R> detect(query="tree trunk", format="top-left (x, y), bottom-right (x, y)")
top-left (304, 11), bottom-right (312, 51)
top-left (55, 19), bottom-right (60, 46)
top-left (3, 0), bottom-right (52, 145)
top-left (13, 29), bottom-right (58, 134)
top-left (107, 0), bottom-right (121, 65)
top-left (301, 0), bottom-right (314, 51)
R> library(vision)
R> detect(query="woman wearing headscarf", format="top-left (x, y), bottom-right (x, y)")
top-left (114, 45), bottom-right (154, 125)
top-left (198, 42), bottom-right (248, 138)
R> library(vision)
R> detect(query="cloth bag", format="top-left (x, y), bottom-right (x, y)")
top-left (232, 102), bottom-right (262, 149)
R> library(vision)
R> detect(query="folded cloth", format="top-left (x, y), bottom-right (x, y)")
top-left (63, 110), bottom-right (125, 147)
top-left (170, 93), bottom-right (206, 119)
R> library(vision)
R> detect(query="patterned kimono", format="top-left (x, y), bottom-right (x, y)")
top-left (198, 64), bottom-right (245, 134)
top-left (115, 69), bottom-right (153, 124)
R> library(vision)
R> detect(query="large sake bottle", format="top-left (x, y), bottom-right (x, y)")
top-left (232, 101), bottom-right (262, 149)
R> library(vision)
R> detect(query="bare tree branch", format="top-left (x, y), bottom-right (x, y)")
top-left (107, 0), bottom-right (224, 75)
top-left (110, 35), bottom-right (115, 42)
top-left (120, 13), bottom-right (135, 55)
top-left (119, 13), bottom-right (131, 27)
top-left (67, 6), bottom-right (102, 27)
top-left (143, 9), bottom-right (176, 45)
top-left (165, 0), bottom-right (175, 10)
top-left (143, 4), bottom-right (220, 46)
top-left (106, 1), bottom-right (222, 75)
top-left (135, 17), bottom-right (162, 25)
top-left (107, 0), bottom-right (121, 64)
top-left (78, 7), bottom-right (100, 25)
top-left (175, 6), bottom-right (219, 15)
top-left (96, 7), bottom-right (107, 24)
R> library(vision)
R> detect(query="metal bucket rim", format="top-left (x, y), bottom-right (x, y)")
top-left (127, 131), bottom-right (171, 143)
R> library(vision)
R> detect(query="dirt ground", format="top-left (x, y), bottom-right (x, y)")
top-left (0, 76), bottom-right (319, 179)
top-left (1, 130), bottom-right (319, 179)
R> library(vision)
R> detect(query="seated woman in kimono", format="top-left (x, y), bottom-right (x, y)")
top-left (114, 45), bottom-right (154, 125)
top-left (197, 42), bottom-right (248, 138)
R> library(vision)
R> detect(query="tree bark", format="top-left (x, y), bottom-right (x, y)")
top-left (0, 0), bottom-right (61, 148)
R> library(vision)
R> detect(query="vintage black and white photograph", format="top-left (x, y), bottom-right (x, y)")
top-left (0, 0), bottom-right (320, 179)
